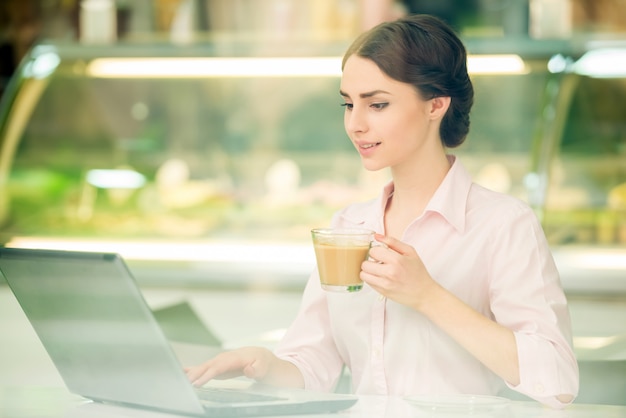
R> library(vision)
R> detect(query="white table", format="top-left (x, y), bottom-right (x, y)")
top-left (1, 385), bottom-right (626, 418)
top-left (2, 286), bottom-right (625, 415)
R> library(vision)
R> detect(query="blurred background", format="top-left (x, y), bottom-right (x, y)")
top-left (0, 0), bottom-right (625, 405)
top-left (1, 0), bottom-right (625, 289)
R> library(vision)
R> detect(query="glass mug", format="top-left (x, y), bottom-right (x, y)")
top-left (311, 228), bottom-right (375, 292)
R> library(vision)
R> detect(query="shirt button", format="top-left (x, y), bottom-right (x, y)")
top-left (534, 383), bottom-right (545, 393)
top-left (378, 294), bottom-right (385, 302)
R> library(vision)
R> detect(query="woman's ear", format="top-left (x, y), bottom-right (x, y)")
top-left (429, 96), bottom-right (451, 120)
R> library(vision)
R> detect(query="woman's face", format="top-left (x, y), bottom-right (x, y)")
top-left (340, 55), bottom-right (443, 172)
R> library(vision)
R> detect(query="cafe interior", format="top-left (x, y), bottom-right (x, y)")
top-left (0, 0), bottom-right (625, 415)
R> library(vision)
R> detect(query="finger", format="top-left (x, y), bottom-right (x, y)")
top-left (360, 268), bottom-right (393, 295)
top-left (367, 240), bottom-right (400, 265)
top-left (367, 245), bottom-right (390, 264)
top-left (187, 355), bottom-right (244, 386)
top-left (187, 362), bottom-right (221, 386)
top-left (361, 256), bottom-right (389, 275)
top-left (374, 234), bottom-right (415, 256)
top-left (186, 364), bottom-right (212, 386)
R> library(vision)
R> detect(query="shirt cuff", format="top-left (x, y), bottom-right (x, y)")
top-left (508, 332), bottom-right (579, 408)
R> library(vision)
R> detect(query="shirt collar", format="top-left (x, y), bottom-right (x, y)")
top-left (377, 155), bottom-right (472, 233)
top-left (424, 155), bottom-right (472, 233)
top-left (337, 155), bottom-right (472, 233)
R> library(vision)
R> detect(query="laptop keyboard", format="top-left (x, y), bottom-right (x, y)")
top-left (195, 387), bottom-right (286, 404)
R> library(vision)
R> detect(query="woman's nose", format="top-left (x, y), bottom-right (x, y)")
top-left (345, 107), bottom-right (367, 133)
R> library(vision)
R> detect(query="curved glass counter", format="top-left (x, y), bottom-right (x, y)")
top-left (0, 38), bottom-right (625, 292)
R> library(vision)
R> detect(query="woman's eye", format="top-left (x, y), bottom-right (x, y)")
top-left (371, 102), bottom-right (388, 110)
top-left (341, 103), bottom-right (353, 110)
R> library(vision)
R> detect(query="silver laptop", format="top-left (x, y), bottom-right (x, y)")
top-left (0, 247), bottom-right (357, 417)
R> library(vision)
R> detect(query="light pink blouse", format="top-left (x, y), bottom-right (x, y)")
top-left (274, 156), bottom-right (579, 408)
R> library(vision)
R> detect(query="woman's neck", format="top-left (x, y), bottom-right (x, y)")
top-left (384, 151), bottom-right (451, 237)
top-left (391, 151), bottom-right (450, 201)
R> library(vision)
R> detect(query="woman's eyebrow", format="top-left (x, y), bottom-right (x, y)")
top-left (339, 89), bottom-right (391, 99)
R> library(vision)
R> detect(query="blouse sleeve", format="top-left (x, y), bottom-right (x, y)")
top-left (487, 203), bottom-right (579, 408)
top-left (273, 270), bottom-right (345, 392)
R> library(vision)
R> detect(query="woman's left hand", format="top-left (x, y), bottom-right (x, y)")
top-left (362, 234), bottom-right (524, 389)
top-left (360, 233), bottom-right (440, 311)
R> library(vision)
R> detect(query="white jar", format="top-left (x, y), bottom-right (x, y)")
top-left (80, 0), bottom-right (117, 44)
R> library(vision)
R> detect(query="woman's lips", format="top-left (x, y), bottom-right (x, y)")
top-left (357, 141), bottom-right (381, 155)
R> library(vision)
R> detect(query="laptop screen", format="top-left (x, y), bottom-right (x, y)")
top-left (0, 248), bottom-right (206, 415)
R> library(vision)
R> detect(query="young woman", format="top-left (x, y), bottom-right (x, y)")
top-left (186, 14), bottom-right (579, 408)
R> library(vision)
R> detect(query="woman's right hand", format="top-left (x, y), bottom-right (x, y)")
top-left (184, 346), bottom-right (304, 388)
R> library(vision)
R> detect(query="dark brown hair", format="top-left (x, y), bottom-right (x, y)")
top-left (342, 14), bottom-right (473, 148)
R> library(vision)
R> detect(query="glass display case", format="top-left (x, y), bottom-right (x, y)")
top-left (1, 37), bottom-right (625, 292)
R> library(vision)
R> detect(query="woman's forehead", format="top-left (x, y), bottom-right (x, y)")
top-left (341, 57), bottom-right (390, 87)
top-left (340, 56), bottom-right (409, 96)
